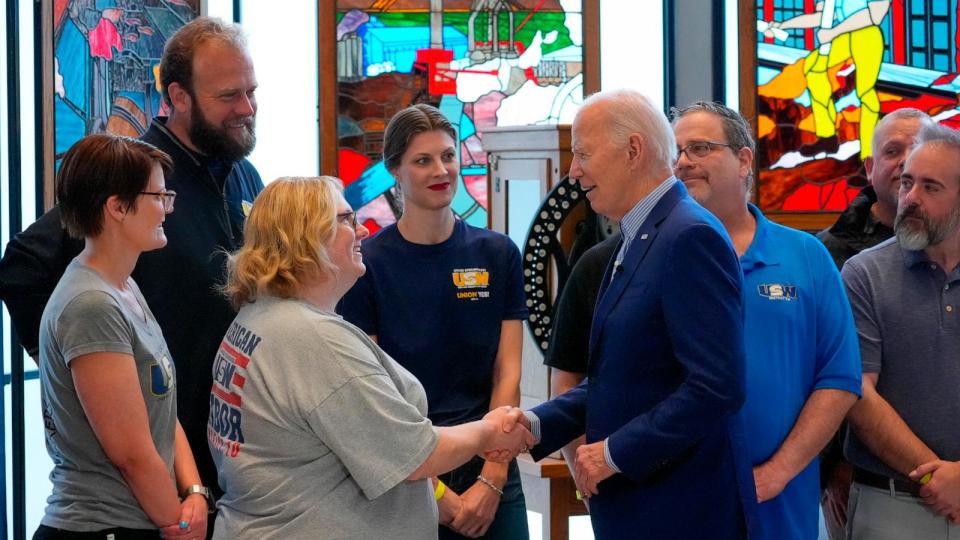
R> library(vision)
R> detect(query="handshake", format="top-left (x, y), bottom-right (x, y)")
top-left (478, 406), bottom-right (536, 463)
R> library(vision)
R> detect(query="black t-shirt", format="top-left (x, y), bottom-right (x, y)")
top-left (542, 236), bottom-right (619, 373)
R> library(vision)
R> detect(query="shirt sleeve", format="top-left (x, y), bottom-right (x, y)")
top-left (303, 331), bottom-right (438, 500)
top-left (809, 240), bottom-right (862, 395)
top-left (56, 290), bottom-right (136, 365)
top-left (841, 256), bottom-right (882, 374)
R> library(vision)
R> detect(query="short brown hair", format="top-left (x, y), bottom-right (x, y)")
top-left (224, 176), bottom-right (344, 308)
top-left (160, 16), bottom-right (248, 106)
top-left (57, 134), bottom-right (172, 238)
top-left (383, 104), bottom-right (457, 171)
top-left (670, 101), bottom-right (756, 154)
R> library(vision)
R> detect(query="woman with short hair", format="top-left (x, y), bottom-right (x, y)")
top-left (36, 133), bottom-right (208, 540)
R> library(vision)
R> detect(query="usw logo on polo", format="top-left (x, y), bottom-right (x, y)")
top-left (757, 283), bottom-right (798, 301)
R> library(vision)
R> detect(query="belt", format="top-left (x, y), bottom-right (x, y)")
top-left (853, 466), bottom-right (921, 497)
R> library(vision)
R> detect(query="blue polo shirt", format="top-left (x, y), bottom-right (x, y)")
top-left (739, 205), bottom-right (862, 540)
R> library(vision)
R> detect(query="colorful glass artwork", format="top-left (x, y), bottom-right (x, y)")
top-left (755, 0), bottom-right (960, 214)
top-left (53, 0), bottom-right (200, 166)
top-left (335, 0), bottom-right (584, 233)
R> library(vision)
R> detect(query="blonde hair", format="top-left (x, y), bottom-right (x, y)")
top-left (225, 176), bottom-right (343, 308)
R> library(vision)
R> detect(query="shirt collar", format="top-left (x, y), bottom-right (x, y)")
top-left (151, 117), bottom-right (204, 167)
top-left (902, 245), bottom-right (932, 268)
top-left (740, 204), bottom-right (779, 270)
top-left (902, 245), bottom-right (960, 282)
top-left (619, 176), bottom-right (678, 245)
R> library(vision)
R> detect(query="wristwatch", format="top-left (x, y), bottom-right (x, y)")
top-left (181, 484), bottom-right (215, 512)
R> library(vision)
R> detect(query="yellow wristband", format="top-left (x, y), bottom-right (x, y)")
top-left (434, 480), bottom-right (447, 501)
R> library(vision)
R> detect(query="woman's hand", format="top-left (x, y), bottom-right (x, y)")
top-left (438, 488), bottom-right (463, 526)
top-left (451, 460), bottom-right (508, 537)
top-left (160, 494), bottom-right (208, 539)
top-left (451, 480), bottom-right (500, 538)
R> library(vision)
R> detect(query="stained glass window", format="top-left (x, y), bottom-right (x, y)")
top-left (752, 0), bottom-right (960, 215)
top-left (52, 0), bottom-right (200, 168)
top-left (334, 0), bottom-right (585, 232)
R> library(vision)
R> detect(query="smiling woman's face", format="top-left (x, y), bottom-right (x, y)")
top-left (392, 130), bottom-right (460, 212)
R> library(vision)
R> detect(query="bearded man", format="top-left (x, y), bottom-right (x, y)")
top-left (842, 123), bottom-right (960, 539)
top-left (0, 17), bottom-right (263, 524)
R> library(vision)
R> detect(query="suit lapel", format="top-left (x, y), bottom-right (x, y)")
top-left (589, 182), bottom-right (686, 355)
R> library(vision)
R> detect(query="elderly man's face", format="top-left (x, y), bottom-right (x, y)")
top-left (868, 117), bottom-right (924, 212)
top-left (673, 111), bottom-right (752, 214)
top-left (569, 105), bottom-right (639, 221)
top-left (895, 143), bottom-right (960, 250)
top-left (186, 40), bottom-right (258, 161)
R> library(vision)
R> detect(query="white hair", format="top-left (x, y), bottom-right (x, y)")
top-left (577, 89), bottom-right (675, 174)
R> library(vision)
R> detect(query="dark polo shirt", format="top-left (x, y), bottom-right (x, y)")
top-left (841, 237), bottom-right (960, 479)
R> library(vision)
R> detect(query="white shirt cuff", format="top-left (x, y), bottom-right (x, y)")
top-left (603, 438), bottom-right (621, 473)
top-left (523, 411), bottom-right (542, 443)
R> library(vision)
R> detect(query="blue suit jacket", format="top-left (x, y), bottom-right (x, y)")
top-left (531, 182), bottom-right (758, 539)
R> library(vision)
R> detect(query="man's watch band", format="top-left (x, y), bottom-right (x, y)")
top-left (181, 484), bottom-right (215, 511)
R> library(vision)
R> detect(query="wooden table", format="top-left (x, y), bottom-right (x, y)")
top-left (517, 454), bottom-right (589, 540)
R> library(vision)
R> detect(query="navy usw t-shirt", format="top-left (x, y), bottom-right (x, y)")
top-left (338, 219), bottom-right (528, 427)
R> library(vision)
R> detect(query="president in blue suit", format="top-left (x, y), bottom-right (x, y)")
top-left (518, 90), bottom-right (757, 539)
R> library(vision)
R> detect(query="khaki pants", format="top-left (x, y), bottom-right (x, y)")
top-left (847, 482), bottom-right (960, 539)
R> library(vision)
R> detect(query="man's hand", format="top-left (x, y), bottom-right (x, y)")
top-left (480, 407), bottom-right (535, 462)
top-left (574, 440), bottom-right (615, 497)
top-left (753, 461), bottom-right (790, 503)
top-left (910, 460), bottom-right (960, 521)
top-left (484, 405), bottom-right (529, 433)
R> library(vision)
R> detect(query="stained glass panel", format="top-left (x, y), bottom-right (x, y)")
top-left (755, 0), bottom-right (960, 214)
top-left (335, 0), bottom-right (584, 232)
top-left (53, 0), bottom-right (201, 167)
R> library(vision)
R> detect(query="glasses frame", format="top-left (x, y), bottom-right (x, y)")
top-left (677, 140), bottom-right (737, 162)
top-left (139, 190), bottom-right (177, 213)
top-left (337, 211), bottom-right (358, 232)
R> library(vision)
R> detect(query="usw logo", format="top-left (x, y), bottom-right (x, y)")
top-left (757, 284), bottom-right (798, 301)
top-left (452, 269), bottom-right (490, 289)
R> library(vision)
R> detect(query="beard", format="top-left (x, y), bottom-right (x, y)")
top-left (894, 203), bottom-right (960, 250)
top-left (188, 99), bottom-right (256, 162)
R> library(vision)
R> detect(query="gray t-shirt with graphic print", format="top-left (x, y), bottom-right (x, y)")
top-left (209, 296), bottom-right (439, 540)
top-left (39, 259), bottom-right (177, 531)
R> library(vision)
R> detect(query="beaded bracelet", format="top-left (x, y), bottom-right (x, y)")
top-left (476, 474), bottom-right (504, 496)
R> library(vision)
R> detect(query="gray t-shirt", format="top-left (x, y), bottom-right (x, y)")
top-left (39, 259), bottom-right (177, 530)
top-left (842, 238), bottom-right (960, 479)
top-left (209, 296), bottom-right (439, 539)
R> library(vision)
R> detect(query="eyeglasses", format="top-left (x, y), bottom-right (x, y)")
top-left (677, 141), bottom-right (736, 162)
top-left (140, 190), bottom-right (177, 213)
top-left (337, 211), bottom-right (358, 232)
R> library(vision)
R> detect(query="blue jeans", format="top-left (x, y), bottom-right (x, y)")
top-left (438, 456), bottom-right (529, 540)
